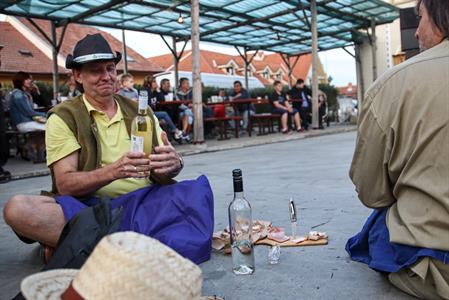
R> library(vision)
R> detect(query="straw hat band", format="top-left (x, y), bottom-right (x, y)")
top-left (61, 282), bottom-right (83, 300)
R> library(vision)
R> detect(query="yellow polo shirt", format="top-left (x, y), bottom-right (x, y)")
top-left (46, 96), bottom-right (163, 198)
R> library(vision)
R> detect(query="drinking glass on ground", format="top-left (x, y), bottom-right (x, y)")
top-left (268, 244), bottom-right (281, 264)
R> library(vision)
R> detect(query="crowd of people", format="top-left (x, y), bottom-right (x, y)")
top-left (111, 74), bottom-right (328, 138)
top-left (0, 37), bottom-right (329, 175)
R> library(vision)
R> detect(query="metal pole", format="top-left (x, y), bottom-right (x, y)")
top-left (311, 0), bottom-right (319, 129)
top-left (50, 21), bottom-right (59, 101)
top-left (355, 44), bottom-right (364, 110)
top-left (122, 29), bottom-right (128, 73)
top-left (244, 47), bottom-right (249, 90)
top-left (287, 56), bottom-right (292, 89)
top-left (191, 0), bottom-right (204, 143)
top-left (371, 19), bottom-right (377, 81)
top-left (172, 38), bottom-right (179, 91)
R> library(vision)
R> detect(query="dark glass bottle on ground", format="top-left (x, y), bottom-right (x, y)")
top-left (228, 169), bottom-right (255, 275)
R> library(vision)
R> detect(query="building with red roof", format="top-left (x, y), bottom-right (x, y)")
top-left (337, 82), bottom-right (358, 99)
top-left (149, 49), bottom-right (328, 88)
top-left (0, 16), bottom-right (162, 86)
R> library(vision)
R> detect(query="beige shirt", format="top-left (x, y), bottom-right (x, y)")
top-left (350, 40), bottom-right (449, 252)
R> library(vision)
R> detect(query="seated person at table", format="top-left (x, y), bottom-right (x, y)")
top-left (174, 77), bottom-right (194, 138)
top-left (346, 1), bottom-right (449, 298)
top-left (29, 81), bottom-right (51, 108)
top-left (65, 73), bottom-right (82, 99)
top-left (201, 82), bottom-right (215, 137)
top-left (318, 92), bottom-right (327, 130)
top-left (142, 75), bottom-right (185, 142)
top-left (288, 78), bottom-right (311, 130)
top-left (118, 73), bottom-right (138, 101)
top-left (0, 82), bottom-right (11, 183)
top-left (269, 81), bottom-right (302, 134)
top-left (230, 80), bottom-right (254, 131)
top-left (3, 33), bottom-right (184, 252)
top-left (9, 71), bottom-right (47, 133)
top-left (157, 79), bottom-right (178, 122)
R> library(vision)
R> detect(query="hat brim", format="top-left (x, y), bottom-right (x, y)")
top-left (66, 51), bottom-right (122, 69)
top-left (21, 269), bottom-right (78, 300)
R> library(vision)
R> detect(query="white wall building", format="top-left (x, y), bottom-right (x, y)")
top-left (357, 0), bottom-right (416, 101)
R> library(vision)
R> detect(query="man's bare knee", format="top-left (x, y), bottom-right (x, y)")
top-left (3, 195), bottom-right (55, 228)
top-left (3, 194), bottom-right (29, 227)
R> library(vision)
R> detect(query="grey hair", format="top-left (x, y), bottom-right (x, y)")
top-left (416, 0), bottom-right (449, 38)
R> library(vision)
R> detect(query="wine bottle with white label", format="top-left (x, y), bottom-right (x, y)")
top-left (130, 90), bottom-right (153, 155)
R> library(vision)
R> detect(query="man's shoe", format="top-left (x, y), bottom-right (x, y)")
top-left (173, 131), bottom-right (183, 144)
top-left (0, 170), bottom-right (11, 184)
top-left (174, 130), bottom-right (183, 140)
top-left (182, 132), bottom-right (191, 143)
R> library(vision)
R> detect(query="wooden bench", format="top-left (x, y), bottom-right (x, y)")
top-left (248, 113), bottom-right (281, 136)
top-left (5, 128), bottom-right (26, 156)
top-left (204, 116), bottom-right (243, 140)
top-left (246, 100), bottom-right (281, 136)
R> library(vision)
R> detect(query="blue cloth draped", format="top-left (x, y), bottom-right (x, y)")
top-left (55, 175), bottom-right (214, 264)
top-left (346, 208), bottom-right (449, 273)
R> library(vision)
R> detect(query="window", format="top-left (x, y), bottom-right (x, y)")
top-left (18, 49), bottom-right (32, 56)
top-left (126, 55), bottom-right (135, 62)
top-left (262, 71), bottom-right (269, 79)
top-left (276, 73), bottom-right (282, 80)
top-left (226, 66), bottom-right (234, 75)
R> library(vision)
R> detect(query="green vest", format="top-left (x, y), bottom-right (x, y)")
top-left (48, 94), bottom-right (173, 195)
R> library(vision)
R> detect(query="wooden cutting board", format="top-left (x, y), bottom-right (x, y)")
top-left (255, 238), bottom-right (328, 247)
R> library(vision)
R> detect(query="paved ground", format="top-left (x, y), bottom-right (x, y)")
top-left (0, 131), bottom-right (413, 299)
top-left (3, 124), bottom-right (356, 180)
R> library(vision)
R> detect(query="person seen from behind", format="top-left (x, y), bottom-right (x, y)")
top-left (346, 1), bottom-right (449, 299)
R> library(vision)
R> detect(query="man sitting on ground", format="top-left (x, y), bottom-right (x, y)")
top-left (346, 1), bottom-right (449, 299)
top-left (269, 81), bottom-right (302, 134)
top-left (3, 33), bottom-right (184, 251)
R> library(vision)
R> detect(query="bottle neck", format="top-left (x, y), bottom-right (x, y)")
top-left (233, 178), bottom-right (243, 197)
top-left (138, 108), bottom-right (147, 115)
top-left (233, 191), bottom-right (244, 199)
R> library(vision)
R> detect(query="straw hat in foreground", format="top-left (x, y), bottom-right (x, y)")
top-left (21, 231), bottom-right (203, 300)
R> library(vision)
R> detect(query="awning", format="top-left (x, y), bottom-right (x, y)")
top-left (1, 0), bottom-right (399, 55)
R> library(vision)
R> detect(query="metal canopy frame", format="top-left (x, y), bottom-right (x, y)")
top-left (0, 0), bottom-right (399, 56)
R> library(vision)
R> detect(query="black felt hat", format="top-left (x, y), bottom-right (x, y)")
top-left (66, 33), bottom-right (122, 69)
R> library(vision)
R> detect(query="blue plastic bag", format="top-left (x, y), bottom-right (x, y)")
top-left (55, 175), bottom-right (214, 264)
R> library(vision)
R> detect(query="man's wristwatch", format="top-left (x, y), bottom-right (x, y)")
top-left (178, 155), bottom-right (184, 171)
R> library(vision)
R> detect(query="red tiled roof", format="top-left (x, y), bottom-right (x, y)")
top-left (18, 17), bottom-right (162, 73)
top-left (150, 49), bottom-right (232, 75)
top-left (148, 49), bottom-right (318, 86)
top-left (0, 22), bottom-right (65, 74)
top-left (337, 83), bottom-right (358, 98)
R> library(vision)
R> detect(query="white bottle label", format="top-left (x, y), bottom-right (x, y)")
top-left (130, 135), bottom-right (144, 152)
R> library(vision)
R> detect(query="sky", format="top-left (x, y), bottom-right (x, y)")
top-left (0, 14), bottom-right (356, 87)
